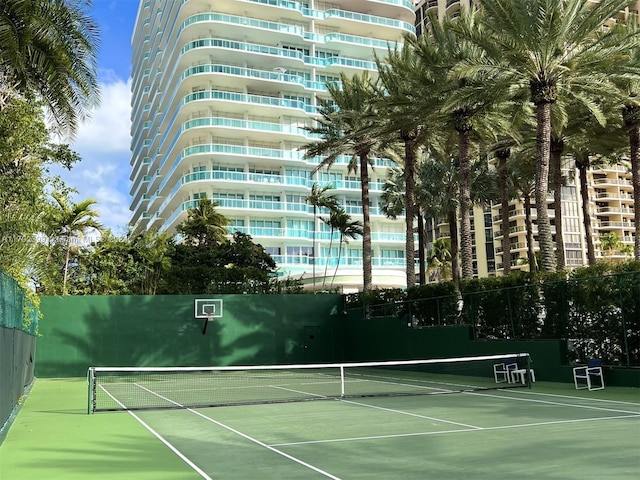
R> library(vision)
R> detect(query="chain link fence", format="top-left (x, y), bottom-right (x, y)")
top-left (1, 270), bottom-right (38, 438)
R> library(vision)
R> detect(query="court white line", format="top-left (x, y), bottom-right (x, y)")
top-left (469, 390), bottom-right (640, 415)
top-left (269, 385), bottom-right (330, 398)
top-left (270, 413), bottom-right (640, 447)
top-left (99, 385), bottom-right (213, 480)
top-left (502, 388), bottom-right (640, 406)
top-left (133, 383), bottom-right (343, 480)
top-left (190, 408), bottom-right (343, 480)
top-left (340, 398), bottom-right (483, 429)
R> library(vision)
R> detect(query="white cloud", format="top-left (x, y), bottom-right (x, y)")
top-left (72, 77), bottom-right (132, 154)
top-left (50, 77), bottom-right (133, 233)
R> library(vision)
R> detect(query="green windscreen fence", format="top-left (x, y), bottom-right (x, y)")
top-left (0, 270), bottom-right (38, 438)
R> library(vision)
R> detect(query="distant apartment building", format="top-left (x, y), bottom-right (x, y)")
top-left (129, 0), bottom-right (416, 291)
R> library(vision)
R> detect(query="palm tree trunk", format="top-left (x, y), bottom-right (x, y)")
top-left (312, 205), bottom-right (317, 291)
top-left (360, 154), bottom-right (372, 292)
top-left (448, 209), bottom-right (460, 286)
top-left (623, 105), bottom-right (640, 260)
top-left (417, 209), bottom-right (426, 285)
top-left (497, 149), bottom-right (511, 275)
top-left (458, 129), bottom-right (473, 279)
top-left (551, 138), bottom-right (566, 270)
top-left (332, 235), bottom-right (344, 288)
top-left (403, 134), bottom-right (416, 288)
top-left (323, 227), bottom-right (334, 288)
top-left (535, 102), bottom-right (556, 272)
top-left (577, 157), bottom-right (596, 265)
top-left (524, 191), bottom-right (536, 273)
top-left (63, 239), bottom-right (71, 295)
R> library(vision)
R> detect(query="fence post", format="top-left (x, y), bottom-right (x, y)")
top-left (617, 273), bottom-right (631, 368)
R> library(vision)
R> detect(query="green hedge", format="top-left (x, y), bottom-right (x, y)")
top-left (346, 261), bottom-right (640, 366)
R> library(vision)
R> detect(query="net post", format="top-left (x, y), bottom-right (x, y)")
top-left (526, 354), bottom-right (533, 389)
top-left (87, 368), bottom-right (95, 415)
top-left (340, 365), bottom-right (345, 397)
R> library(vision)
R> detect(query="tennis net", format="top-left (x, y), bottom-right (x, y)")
top-left (87, 353), bottom-right (532, 413)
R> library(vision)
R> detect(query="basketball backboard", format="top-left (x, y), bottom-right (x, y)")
top-left (194, 299), bottom-right (223, 319)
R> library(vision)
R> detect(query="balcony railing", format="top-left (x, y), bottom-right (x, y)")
top-left (181, 63), bottom-right (333, 92)
top-left (182, 116), bottom-right (319, 139)
top-left (244, 0), bottom-right (415, 13)
top-left (182, 89), bottom-right (317, 114)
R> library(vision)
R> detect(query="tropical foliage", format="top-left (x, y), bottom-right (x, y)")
top-left (0, 0), bottom-right (100, 136)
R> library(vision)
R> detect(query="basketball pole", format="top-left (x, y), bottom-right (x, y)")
top-left (202, 313), bottom-right (212, 335)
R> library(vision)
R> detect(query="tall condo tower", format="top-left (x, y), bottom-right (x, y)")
top-left (129, 0), bottom-right (416, 291)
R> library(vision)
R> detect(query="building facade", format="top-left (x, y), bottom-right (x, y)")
top-left (129, 0), bottom-right (416, 291)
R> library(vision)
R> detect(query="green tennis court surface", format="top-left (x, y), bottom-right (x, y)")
top-left (2, 378), bottom-right (639, 479)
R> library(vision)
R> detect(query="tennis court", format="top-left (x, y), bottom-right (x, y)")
top-left (2, 360), bottom-right (639, 479)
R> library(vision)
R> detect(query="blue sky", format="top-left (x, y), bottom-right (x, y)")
top-left (52, 0), bottom-right (140, 234)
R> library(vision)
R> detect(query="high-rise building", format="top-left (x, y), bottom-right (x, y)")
top-left (129, 0), bottom-right (416, 291)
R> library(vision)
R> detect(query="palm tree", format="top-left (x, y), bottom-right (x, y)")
top-left (303, 72), bottom-right (389, 292)
top-left (130, 228), bottom-right (173, 295)
top-left (626, 103), bottom-right (640, 260)
top-left (455, 0), bottom-right (639, 272)
top-left (415, 146), bottom-right (462, 285)
top-left (374, 39), bottom-right (442, 288)
top-left (600, 232), bottom-right (623, 258)
top-left (327, 208), bottom-right (363, 289)
top-left (0, 0), bottom-right (100, 136)
top-left (509, 154), bottom-right (538, 272)
top-left (550, 134), bottom-right (567, 270)
top-left (495, 147), bottom-right (513, 275)
top-left (176, 197), bottom-right (229, 247)
top-left (305, 183), bottom-right (339, 291)
top-left (546, 97), bottom-right (625, 270)
top-left (410, 10), bottom-right (515, 279)
top-left (623, 99), bottom-right (640, 260)
top-left (564, 105), bottom-right (628, 264)
top-left (50, 193), bottom-right (102, 295)
top-left (380, 166), bottom-right (427, 285)
top-left (609, 18), bottom-right (640, 259)
top-left (409, 12), bottom-right (480, 280)
top-left (427, 237), bottom-right (452, 282)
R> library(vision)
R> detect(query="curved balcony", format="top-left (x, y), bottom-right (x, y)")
top-left (592, 177), bottom-right (633, 187)
top-left (169, 168), bottom-right (387, 195)
top-left (180, 63), bottom-right (331, 93)
top-left (321, 9), bottom-right (414, 34)
top-left (182, 13), bottom-right (306, 43)
top-left (179, 36), bottom-right (377, 72)
top-left (182, 89), bottom-right (317, 115)
top-left (182, 116), bottom-right (319, 143)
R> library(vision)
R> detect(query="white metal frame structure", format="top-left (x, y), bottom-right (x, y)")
top-left (493, 359), bottom-right (517, 383)
top-left (573, 360), bottom-right (605, 391)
